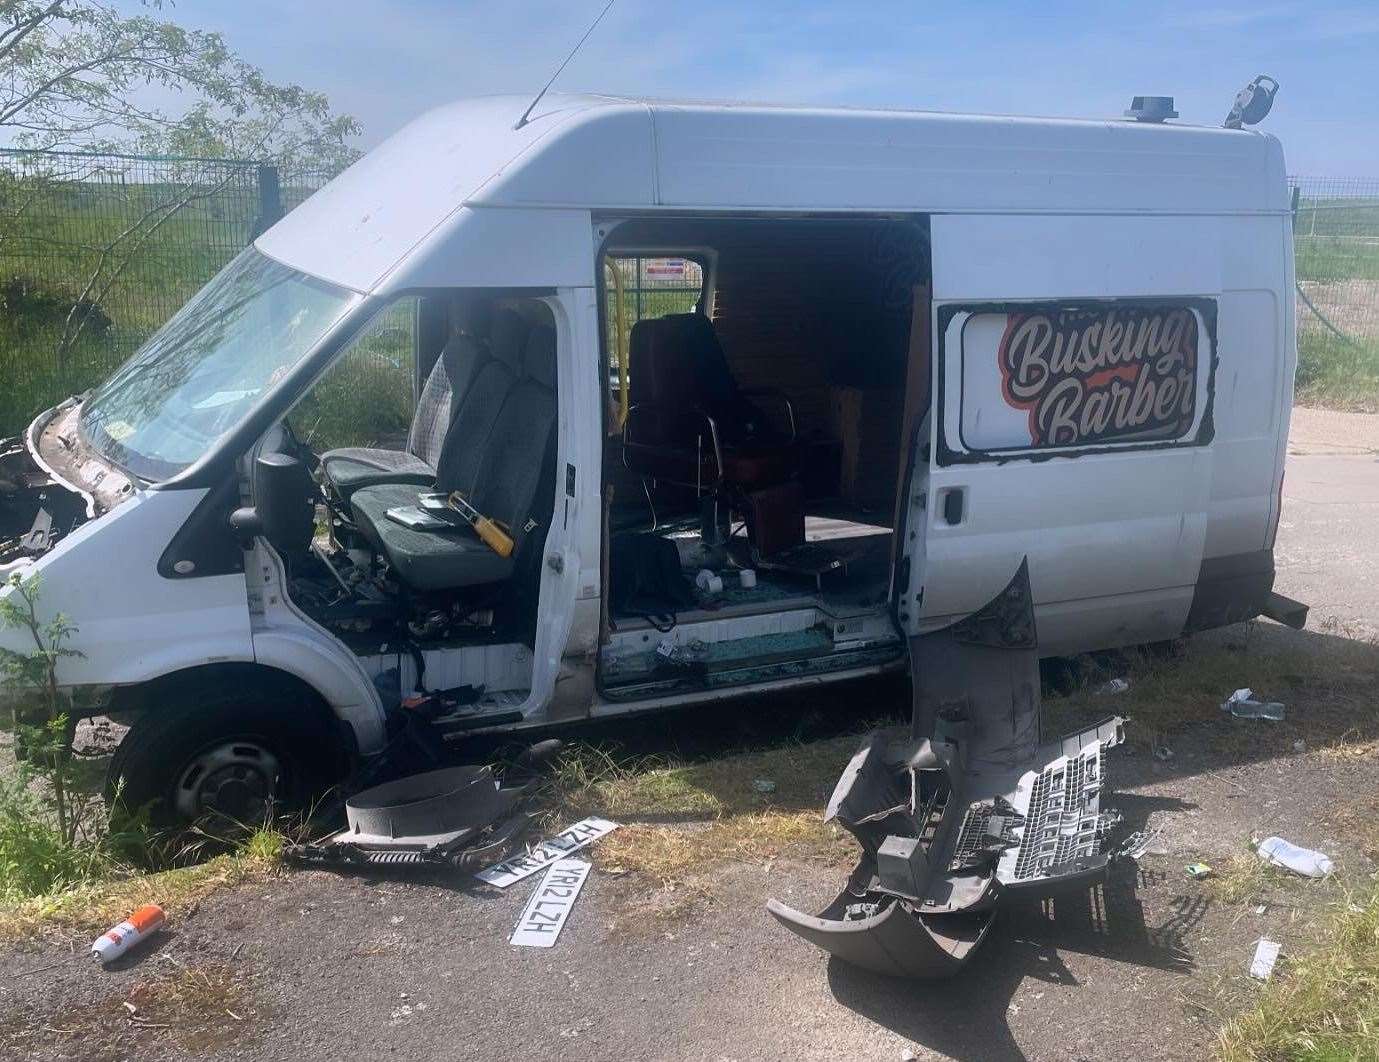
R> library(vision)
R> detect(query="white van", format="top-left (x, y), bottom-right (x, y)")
top-left (0, 94), bottom-right (1303, 823)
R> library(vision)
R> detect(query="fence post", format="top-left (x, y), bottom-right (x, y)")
top-left (1290, 185), bottom-right (1300, 230)
top-left (253, 163), bottom-right (283, 237)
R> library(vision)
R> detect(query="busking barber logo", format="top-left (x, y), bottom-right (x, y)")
top-left (996, 304), bottom-right (1198, 447)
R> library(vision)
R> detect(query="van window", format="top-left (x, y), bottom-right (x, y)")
top-left (78, 247), bottom-right (359, 481)
top-left (289, 297), bottom-right (419, 451)
top-left (946, 300), bottom-right (1214, 456)
top-left (603, 256), bottom-right (704, 416)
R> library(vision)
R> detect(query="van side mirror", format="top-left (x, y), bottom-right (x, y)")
top-left (229, 452), bottom-right (315, 557)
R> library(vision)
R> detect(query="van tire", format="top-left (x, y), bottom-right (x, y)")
top-left (107, 684), bottom-right (342, 830)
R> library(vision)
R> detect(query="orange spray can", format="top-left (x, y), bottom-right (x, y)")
top-left (91, 904), bottom-right (165, 964)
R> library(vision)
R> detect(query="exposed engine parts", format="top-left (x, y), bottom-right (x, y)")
top-left (1, 435), bottom-right (89, 571)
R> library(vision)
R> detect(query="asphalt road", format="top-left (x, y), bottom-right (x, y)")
top-left (1276, 406), bottom-right (1379, 634)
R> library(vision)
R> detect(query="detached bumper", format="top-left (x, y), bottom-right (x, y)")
top-left (769, 560), bottom-right (1128, 979)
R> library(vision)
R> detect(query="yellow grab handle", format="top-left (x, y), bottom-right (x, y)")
top-left (472, 515), bottom-right (514, 558)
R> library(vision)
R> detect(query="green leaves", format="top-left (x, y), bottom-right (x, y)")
top-left (0, 1), bottom-right (359, 168)
top-left (1, 572), bottom-right (89, 855)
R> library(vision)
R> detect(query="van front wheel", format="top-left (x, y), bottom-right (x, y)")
top-left (107, 688), bottom-right (341, 829)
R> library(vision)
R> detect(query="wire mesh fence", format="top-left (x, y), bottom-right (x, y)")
top-left (0, 149), bottom-right (335, 434)
top-left (1290, 176), bottom-right (1379, 405)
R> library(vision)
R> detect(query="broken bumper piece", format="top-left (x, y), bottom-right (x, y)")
top-left (769, 560), bottom-right (1127, 978)
top-left (285, 763), bottom-right (531, 871)
top-left (767, 892), bottom-right (995, 979)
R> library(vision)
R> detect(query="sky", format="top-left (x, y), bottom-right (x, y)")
top-left (124, 1), bottom-right (1378, 175)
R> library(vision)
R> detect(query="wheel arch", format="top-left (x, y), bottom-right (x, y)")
top-left (107, 662), bottom-right (363, 778)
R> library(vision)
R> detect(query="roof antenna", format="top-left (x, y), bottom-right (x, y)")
top-left (514, 0), bottom-right (618, 130)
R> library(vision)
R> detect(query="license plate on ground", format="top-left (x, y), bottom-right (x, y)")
top-left (475, 816), bottom-right (618, 887)
top-left (510, 858), bottom-right (592, 948)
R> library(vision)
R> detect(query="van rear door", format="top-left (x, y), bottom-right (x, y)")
top-left (908, 215), bottom-right (1220, 655)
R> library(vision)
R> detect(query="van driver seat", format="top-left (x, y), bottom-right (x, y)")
top-left (348, 323), bottom-right (557, 592)
top-left (319, 308), bottom-right (530, 500)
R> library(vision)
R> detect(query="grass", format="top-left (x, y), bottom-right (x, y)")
top-left (0, 827), bottom-right (284, 942)
top-left (1204, 852), bottom-right (1298, 908)
top-left (1216, 877), bottom-right (1379, 1060)
top-left (1042, 624), bottom-right (1379, 761)
top-left (0, 179), bottom-right (246, 435)
top-left (1296, 331), bottom-right (1379, 412)
top-left (549, 735), bottom-right (862, 894)
top-left (1210, 788), bottom-right (1379, 1060)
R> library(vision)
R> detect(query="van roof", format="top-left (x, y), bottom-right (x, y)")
top-left (257, 93), bottom-right (1290, 293)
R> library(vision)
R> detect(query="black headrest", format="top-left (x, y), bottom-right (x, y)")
top-left (523, 324), bottom-right (557, 389)
top-left (489, 308), bottom-right (530, 371)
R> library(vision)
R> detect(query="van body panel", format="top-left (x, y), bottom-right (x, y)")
top-left (256, 95), bottom-right (648, 292)
top-left (247, 539), bottom-right (389, 754)
top-left (523, 290), bottom-right (601, 724)
top-left (930, 215), bottom-right (1225, 301)
top-left (372, 206), bottom-right (597, 294)
top-left (1207, 215), bottom-right (1295, 561)
top-left (1, 489), bottom-right (255, 687)
top-left (923, 213), bottom-right (1220, 647)
top-left (251, 627), bottom-right (387, 754)
top-left (652, 108), bottom-right (1286, 216)
top-left (256, 95), bottom-right (1288, 301)
top-left (1206, 288), bottom-right (1282, 556)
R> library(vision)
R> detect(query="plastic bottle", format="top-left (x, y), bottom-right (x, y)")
top-left (1222, 688), bottom-right (1286, 721)
top-left (1256, 836), bottom-right (1333, 878)
top-left (91, 903), bottom-right (166, 964)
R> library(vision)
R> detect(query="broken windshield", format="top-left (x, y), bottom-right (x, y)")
top-left (79, 247), bottom-right (360, 481)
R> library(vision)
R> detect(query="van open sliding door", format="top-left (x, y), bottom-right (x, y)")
top-left (916, 214), bottom-right (1221, 656)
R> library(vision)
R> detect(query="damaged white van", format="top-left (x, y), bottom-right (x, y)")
top-left (0, 93), bottom-right (1305, 824)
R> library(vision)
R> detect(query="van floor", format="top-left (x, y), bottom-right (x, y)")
top-left (602, 515), bottom-right (903, 698)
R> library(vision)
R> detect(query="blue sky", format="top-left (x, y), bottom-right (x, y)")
top-left (144, 1), bottom-right (1377, 175)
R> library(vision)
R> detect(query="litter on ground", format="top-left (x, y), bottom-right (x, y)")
top-left (1222, 688), bottom-right (1286, 721)
top-left (1256, 836), bottom-right (1334, 878)
top-left (1249, 937), bottom-right (1282, 981)
top-left (91, 904), bottom-right (166, 965)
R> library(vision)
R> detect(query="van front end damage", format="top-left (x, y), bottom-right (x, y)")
top-left (2, 400), bottom-right (136, 575)
top-left (768, 561), bottom-right (1126, 978)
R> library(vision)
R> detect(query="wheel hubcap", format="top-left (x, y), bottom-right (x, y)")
top-left (174, 741), bottom-right (283, 823)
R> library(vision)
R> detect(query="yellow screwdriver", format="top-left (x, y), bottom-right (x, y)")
top-left (446, 492), bottom-right (515, 558)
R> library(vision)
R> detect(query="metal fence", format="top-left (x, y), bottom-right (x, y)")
top-left (0, 148), bottom-right (335, 434)
top-left (1290, 176), bottom-right (1379, 401)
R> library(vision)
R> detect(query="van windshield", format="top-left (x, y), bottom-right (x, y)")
top-left (79, 248), bottom-right (360, 481)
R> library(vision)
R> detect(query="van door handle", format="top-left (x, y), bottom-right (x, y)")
top-left (940, 488), bottom-right (966, 526)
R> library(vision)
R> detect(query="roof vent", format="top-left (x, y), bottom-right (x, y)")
top-left (1124, 96), bottom-right (1178, 123)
